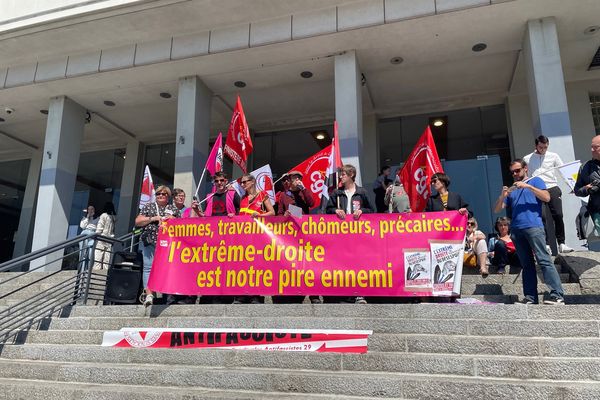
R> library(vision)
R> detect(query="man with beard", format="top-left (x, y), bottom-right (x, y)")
top-left (494, 159), bottom-right (565, 305)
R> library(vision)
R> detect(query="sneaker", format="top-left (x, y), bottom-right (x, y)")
top-left (545, 245), bottom-right (552, 255)
top-left (143, 294), bottom-right (154, 307)
top-left (355, 296), bottom-right (367, 304)
top-left (310, 297), bottom-right (323, 304)
top-left (559, 243), bottom-right (574, 253)
top-left (520, 297), bottom-right (535, 305)
top-left (497, 267), bottom-right (505, 275)
top-left (543, 297), bottom-right (565, 305)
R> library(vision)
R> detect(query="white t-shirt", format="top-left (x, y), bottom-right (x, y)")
top-left (523, 150), bottom-right (563, 189)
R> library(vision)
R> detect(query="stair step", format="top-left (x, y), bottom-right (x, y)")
top-left (0, 377), bottom-right (391, 400)
top-left (65, 303), bottom-right (600, 320)
top-left (460, 272), bottom-right (571, 284)
top-left (1, 358), bottom-right (600, 397)
top-left (8, 332), bottom-right (600, 358)
top-left (460, 282), bottom-right (581, 296)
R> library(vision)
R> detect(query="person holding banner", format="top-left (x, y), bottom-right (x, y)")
top-left (172, 188), bottom-right (189, 216)
top-left (524, 135), bottom-right (573, 253)
top-left (277, 170), bottom-right (315, 216)
top-left (425, 173), bottom-right (469, 215)
top-left (494, 159), bottom-right (565, 305)
top-left (135, 186), bottom-right (181, 307)
top-left (325, 164), bottom-right (374, 304)
top-left (188, 172), bottom-right (241, 218)
top-left (239, 174), bottom-right (275, 217)
top-left (575, 135), bottom-right (600, 236)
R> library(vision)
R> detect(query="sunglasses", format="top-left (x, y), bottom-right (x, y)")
top-left (241, 180), bottom-right (252, 184)
top-left (510, 168), bottom-right (522, 175)
top-left (468, 222), bottom-right (476, 226)
top-left (431, 178), bottom-right (439, 183)
top-left (156, 192), bottom-right (168, 196)
top-left (214, 179), bottom-right (226, 183)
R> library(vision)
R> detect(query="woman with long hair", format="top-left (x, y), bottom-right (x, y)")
top-left (235, 174), bottom-right (274, 304)
top-left (239, 174), bottom-right (275, 217)
top-left (135, 186), bottom-right (180, 306)
top-left (94, 202), bottom-right (116, 270)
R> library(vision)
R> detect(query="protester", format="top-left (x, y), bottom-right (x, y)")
top-left (172, 188), bottom-right (188, 216)
top-left (79, 204), bottom-right (99, 265)
top-left (190, 171), bottom-right (240, 304)
top-left (373, 165), bottom-right (391, 213)
top-left (488, 217), bottom-right (520, 274)
top-left (385, 179), bottom-right (411, 213)
top-left (235, 174), bottom-right (274, 304)
top-left (277, 170), bottom-right (314, 215)
top-left (524, 135), bottom-right (573, 253)
top-left (464, 217), bottom-right (489, 277)
top-left (425, 173), bottom-right (469, 215)
top-left (93, 202), bottom-right (116, 270)
top-left (135, 186), bottom-right (180, 307)
top-left (494, 159), bottom-right (565, 305)
top-left (239, 174), bottom-right (275, 218)
top-left (326, 164), bottom-right (374, 304)
top-left (275, 170), bottom-right (320, 304)
top-left (574, 135), bottom-right (600, 237)
top-left (274, 173), bottom-right (292, 215)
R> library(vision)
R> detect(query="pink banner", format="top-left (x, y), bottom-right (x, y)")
top-left (148, 212), bottom-right (467, 297)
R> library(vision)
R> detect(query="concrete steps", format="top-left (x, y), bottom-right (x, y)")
top-left (2, 302), bottom-right (600, 398)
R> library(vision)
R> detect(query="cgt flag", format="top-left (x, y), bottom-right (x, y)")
top-left (288, 144), bottom-right (333, 209)
top-left (321, 121), bottom-right (343, 200)
top-left (232, 164), bottom-right (276, 204)
top-left (399, 126), bottom-right (443, 212)
top-left (224, 95), bottom-right (253, 173)
top-left (139, 165), bottom-right (156, 210)
top-left (206, 132), bottom-right (224, 176)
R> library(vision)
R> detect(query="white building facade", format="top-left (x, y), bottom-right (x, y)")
top-left (1, 0), bottom-right (599, 267)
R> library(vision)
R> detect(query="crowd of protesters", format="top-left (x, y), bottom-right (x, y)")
top-left (124, 133), bottom-right (590, 306)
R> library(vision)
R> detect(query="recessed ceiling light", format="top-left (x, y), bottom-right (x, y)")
top-left (159, 92), bottom-right (172, 99)
top-left (234, 81), bottom-right (246, 88)
top-left (40, 109), bottom-right (48, 115)
top-left (433, 119), bottom-right (444, 127)
top-left (300, 71), bottom-right (313, 79)
top-left (103, 100), bottom-right (116, 107)
top-left (585, 26), bottom-right (600, 35)
top-left (390, 57), bottom-right (404, 65)
top-left (315, 133), bottom-right (326, 140)
top-left (472, 43), bottom-right (487, 52)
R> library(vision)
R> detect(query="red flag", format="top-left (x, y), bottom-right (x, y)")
top-left (321, 121), bottom-right (343, 199)
top-left (399, 126), bottom-right (443, 212)
top-left (139, 165), bottom-right (156, 210)
top-left (205, 133), bottom-right (223, 176)
top-left (288, 144), bottom-right (333, 209)
top-left (224, 96), bottom-right (253, 173)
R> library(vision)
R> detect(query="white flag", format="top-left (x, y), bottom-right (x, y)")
top-left (139, 165), bottom-right (156, 210)
top-left (232, 164), bottom-right (276, 204)
top-left (557, 160), bottom-right (581, 191)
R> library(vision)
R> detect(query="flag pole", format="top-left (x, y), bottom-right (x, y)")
top-left (193, 168), bottom-right (208, 199)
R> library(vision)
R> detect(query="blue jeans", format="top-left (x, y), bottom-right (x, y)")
top-left (79, 229), bottom-right (96, 267)
top-left (141, 242), bottom-right (156, 289)
top-left (511, 227), bottom-right (564, 303)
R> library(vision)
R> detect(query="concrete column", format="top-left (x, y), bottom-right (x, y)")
top-left (12, 151), bottom-right (42, 260)
top-left (523, 17), bottom-right (581, 248)
top-left (31, 96), bottom-right (86, 271)
top-left (335, 50), bottom-right (364, 185)
top-left (115, 141), bottom-right (144, 236)
top-left (362, 113), bottom-right (379, 203)
top-left (174, 76), bottom-right (212, 205)
top-left (566, 82), bottom-right (597, 161)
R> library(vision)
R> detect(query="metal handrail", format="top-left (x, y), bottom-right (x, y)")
top-left (0, 229), bottom-right (141, 345)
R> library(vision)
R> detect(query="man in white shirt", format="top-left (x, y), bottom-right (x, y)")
top-left (523, 135), bottom-right (573, 253)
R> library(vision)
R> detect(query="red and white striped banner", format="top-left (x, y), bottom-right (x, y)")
top-left (102, 328), bottom-right (372, 353)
